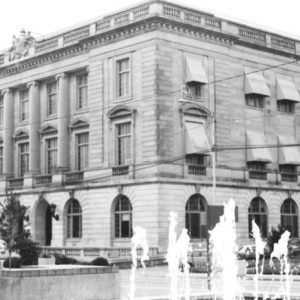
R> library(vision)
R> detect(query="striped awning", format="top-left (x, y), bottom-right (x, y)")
top-left (245, 70), bottom-right (270, 96)
top-left (185, 122), bottom-right (210, 155)
top-left (278, 135), bottom-right (300, 165)
top-left (246, 131), bottom-right (273, 162)
top-left (277, 78), bottom-right (300, 102)
top-left (185, 56), bottom-right (208, 84)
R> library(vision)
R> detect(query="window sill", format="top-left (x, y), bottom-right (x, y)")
top-left (45, 114), bottom-right (58, 121)
top-left (74, 108), bottom-right (89, 115)
top-left (245, 106), bottom-right (265, 111)
top-left (18, 120), bottom-right (29, 125)
top-left (114, 95), bottom-right (132, 103)
top-left (277, 110), bottom-right (295, 116)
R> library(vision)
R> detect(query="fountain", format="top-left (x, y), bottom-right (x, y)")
top-left (128, 199), bottom-right (297, 300)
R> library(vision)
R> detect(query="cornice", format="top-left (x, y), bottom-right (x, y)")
top-left (0, 15), bottom-right (299, 78)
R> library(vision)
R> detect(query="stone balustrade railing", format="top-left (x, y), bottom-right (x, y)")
top-left (41, 246), bottom-right (159, 260)
top-left (1, 0), bottom-right (299, 66)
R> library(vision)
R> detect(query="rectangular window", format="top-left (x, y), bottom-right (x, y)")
top-left (277, 100), bottom-right (295, 114)
top-left (117, 58), bottom-right (130, 98)
top-left (76, 133), bottom-right (89, 170)
top-left (19, 143), bottom-right (29, 177)
top-left (47, 82), bottom-right (57, 116)
top-left (46, 138), bottom-right (57, 173)
top-left (280, 164), bottom-right (297, 182)
top-left (247, 161), bottom-right (267, 180)
top-left (187, 83), bottom-right (204, 99)
top-left (20, 89), bottom-right (29, 121)
top-left (0, 95), bottom-right (3, 126)
top-left (185, 154), bottom-right (206, 165)
top-left (116, 122), bottom-right (131, 165)
top-left (76, 73), bottom-right (88, 110)
top-left (0, 146), bottom-right (3, 176)
top-left (246, 93), bottom-right (265, 108)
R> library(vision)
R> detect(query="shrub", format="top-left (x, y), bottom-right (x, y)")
top-left (54, 253), bottom-right (78, 265)
top-left (14, 239), bottom-right (41, 266)
top-left (3, 257), bottom-right (21, 269)
top-left (91, 257), bottom-right (109, 266)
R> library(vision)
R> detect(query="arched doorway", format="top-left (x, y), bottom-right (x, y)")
top-left (34, 199), bottom-right (52, 246)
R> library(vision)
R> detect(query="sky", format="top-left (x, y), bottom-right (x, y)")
top-left (1, 0), bottom-right (300, 51)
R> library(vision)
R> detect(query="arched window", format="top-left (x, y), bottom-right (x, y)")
top-left (66, 199), bottom-right (82, 238)
top-left (281, 198), bottom-right (298, 238)
top-left (248, 197), bottom-right (268, 238)
top-left (185, 194), bottom-right (207, 239)
top-left (114, 195), bottom-right (132, 238)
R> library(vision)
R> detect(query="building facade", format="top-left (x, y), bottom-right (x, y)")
top-left (0, 0), bottom-right (300, 256)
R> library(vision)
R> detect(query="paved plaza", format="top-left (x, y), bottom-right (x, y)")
top-left (120, 266), bottom-right (300, 300)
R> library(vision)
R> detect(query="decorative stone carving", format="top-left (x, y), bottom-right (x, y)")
top-left (7, 29), bottom-right (35, 62)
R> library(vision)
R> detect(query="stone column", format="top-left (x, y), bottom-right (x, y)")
top-left (56, 73), bottom-right (69, 171)
top-left (2, 89), bottom-right (14, 177)
top-left (28, 81), bottom-right (40, 174)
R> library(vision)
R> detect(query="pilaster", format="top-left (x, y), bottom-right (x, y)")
top-left (28, 81), bottom-right (40, 174)
top-left (2, 88), bottom-right (14, 177)
top-left (56, 73), bottom-right (70, 171)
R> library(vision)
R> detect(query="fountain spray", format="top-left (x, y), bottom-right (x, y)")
top-left (129, 226), bottom-right (149, 300)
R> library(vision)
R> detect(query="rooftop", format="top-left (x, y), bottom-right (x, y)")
top-left (1, 0), bottom-right (299, 69)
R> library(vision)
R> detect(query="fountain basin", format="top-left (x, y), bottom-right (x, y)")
top-left (0, 265), bottom-right (120, 300)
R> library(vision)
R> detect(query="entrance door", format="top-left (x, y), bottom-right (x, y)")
top-left (35, 200), bottom-right (52, 246)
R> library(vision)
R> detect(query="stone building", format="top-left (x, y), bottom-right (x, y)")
top-left (0, 0), bottom-right (300, 257)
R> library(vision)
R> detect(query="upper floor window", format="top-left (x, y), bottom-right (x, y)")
top-left (20, 89), bottom-right (29, 122)
top-left (76, 73), bottom-right (88, 110)
top-left (66, 199), bottom-right (82, 239)
top-left (47, 82), bottom-right (57, 116)
top-left (116, 122), bottom-right (131, 166)
top-left (0, 95), bottom-right (3, 126)
top-left (116, 58), bottom-right (130, 98)
top-left (280, 164), bottom-right (298, 182)
top-left (247, 161), bottom-right (268, 180)
top-left (46, 138), bottom-right (57, 174)
top-left (76, 133), bottom-right (89, 170)
top-left (246, 93), bottom-right (265, 108)
top-left (277, 100), bottom-right (295, 114)
top-left (276, 77), bottom-right (300, 114)
top-left (186, 83), bottom-right (204, 99)
top-left (19, 142), bottom-right (29, 177)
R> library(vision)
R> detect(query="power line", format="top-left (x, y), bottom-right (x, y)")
top-left (0, 57), bottom-right (298, 135)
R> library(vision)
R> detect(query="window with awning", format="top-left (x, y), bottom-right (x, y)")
top-left (277, 78), bottom-right (300, 102)
top-left (246, 131), bottom-right (273, 162)
top-left (185, 56), bottom-right (208, 84)
top-left (185, 122), bottom-right (210, 155)
top-left (278, 135), bottom-right (300, 165)
top-left (244, 70), bottom-right (270, 96)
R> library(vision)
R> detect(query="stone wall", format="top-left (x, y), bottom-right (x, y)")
top-left (0, 265), bottom-right (120, 300)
